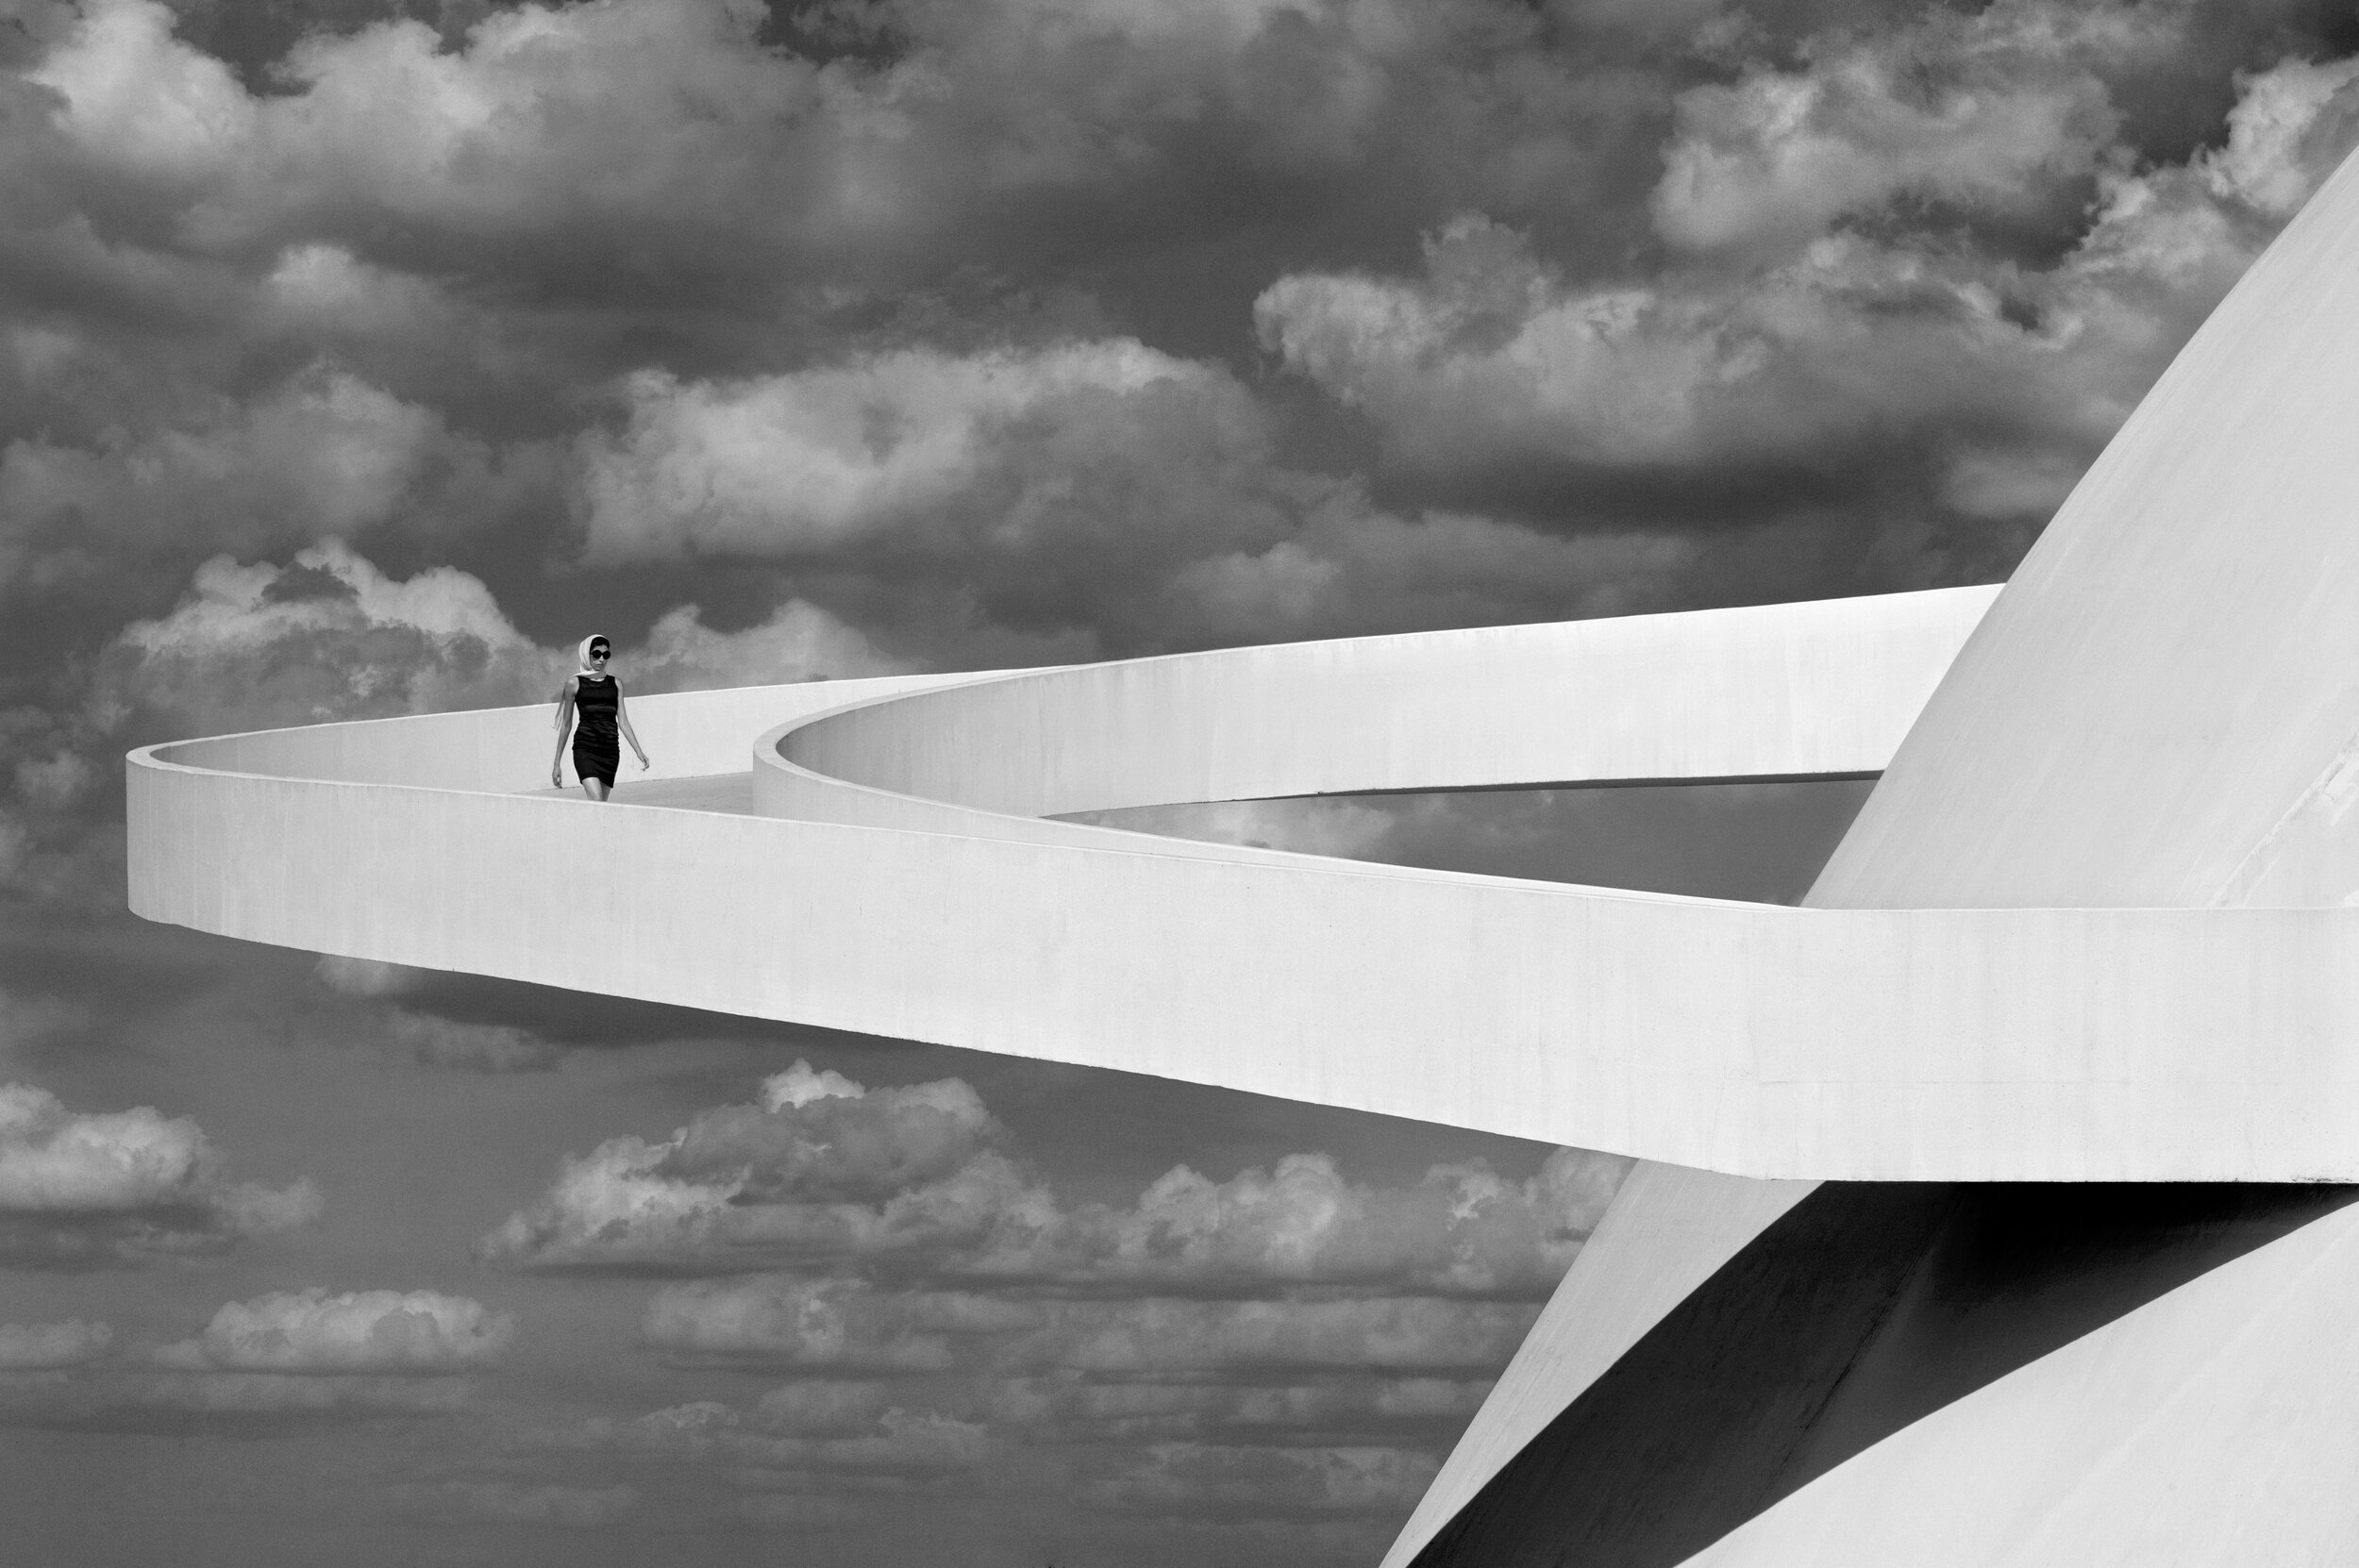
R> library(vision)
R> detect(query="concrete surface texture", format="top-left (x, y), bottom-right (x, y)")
top-left (1388, 128), bottom-right (2359, 1568)
top-left (1675, 1193), bottom-right (2359, 1567)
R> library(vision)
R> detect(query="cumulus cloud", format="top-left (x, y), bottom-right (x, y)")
top-left (2207, 56), bottom-right (2359, 218)
top-left (95, 538), bottom-right (557, 735)
top-left (626, 1279), bottom-right (1524, 1446)
top-left (990, 1373), bottom-right (1493, 1446)
top-left (0, 0), bottom-right (1872, 684)
top-left (1258, 210), bottom-right (2094, 479)
top-left (479, 1061), bottom-right (1043, 1273)
top-left (750, 1377), bottom-right (897, 1436)
top-left (19, 0), bottom-right (1639, 304)
top-left (1648, 2), bottom-right (2137, 254)
top-left (575, 1392), bottom-right (991, 1484)
top-left (1080, 1441), bottom-right (1438, 1517)
top-left (483, 1061), bottom-right (1623, 1292)
top-left (640, 1276), bottom-right (1036, 1373)
top-left (313, 963), bottom-right (573, 1073)
top-left (574, 1384), bottom-right (893, 1457)
top-left (632, 599), bottom-right (912, 690)
top-left (567, 338), bottom-right (1386, 653)
top-left (0, 1318), bottom-right (112, 1371)
top-left (25, 0), bottom-right (828, 241)
top-left (376, 1009), bottom-right (564, 1075)
top-left (575, 342), bottom-right (1222, 557)
top-left (0, 1368), bottom-right (475, 1430)
top-left (504, 1061), bottom-right (1617, 1522)
top-left (0, 361), bottom-right (536, 596)
top-left (1021, 1295), bottom-right (1539, 1376)
top-left (1257, 42), bottom-right (2359, 546)
top-left (95, 538), bottom-right (898, 742)
top-left (577, 333), bottom-right (1710, 650)
top-left (0, 1290), bottom-right (504, 1430)
top-left (154, 1288), bottom-right (516, 1375)
top-left (25, 0), bottom-right (257, 185)
top-left (0, 1082), bottom-right (319, 1265)
top-left (390, 1481), bottom-right (638, 1528)
top-left (566, 322), bottom-right (1714, 654)
top-left (728, 1407), bottom-right (994, 1477)
top-left (1157, 1149), bottom-right (1611, 1293)
top-left (505, 1062), bottom-right (1620, 1526)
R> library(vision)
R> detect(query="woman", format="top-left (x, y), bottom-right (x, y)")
top-left (551, 635), bottom-right (649, 800)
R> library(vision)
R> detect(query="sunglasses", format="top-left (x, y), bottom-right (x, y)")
top-left (589, 648), bottom-right (611, 659)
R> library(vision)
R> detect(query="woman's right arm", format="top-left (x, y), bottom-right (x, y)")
top-left (550, 678), bottom-right (575, 787)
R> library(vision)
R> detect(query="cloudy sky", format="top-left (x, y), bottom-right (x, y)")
top-left (5, 0), bottom-right (2358, 1562)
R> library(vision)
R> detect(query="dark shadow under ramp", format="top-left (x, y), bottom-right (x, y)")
top-left (1413, 1180), bottom-right (2359, 1568)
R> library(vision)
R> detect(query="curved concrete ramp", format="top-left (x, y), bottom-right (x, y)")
top-left (125, 583), bottom-right (2359, 1184)
top-left (121, 133), bottom-right (2359, 1554)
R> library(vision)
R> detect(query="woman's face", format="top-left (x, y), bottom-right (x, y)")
top-left (589, 643), bottom-right (611, 666)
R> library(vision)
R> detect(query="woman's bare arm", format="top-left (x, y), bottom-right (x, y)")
top-left (616, 689), bottom-right (650, 772)
top-left (549, 677), bottom-right (576, 787)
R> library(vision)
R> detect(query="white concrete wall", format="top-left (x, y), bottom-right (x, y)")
top-left (775, 589), bottom-right (1992, 816)
top-left (747, 587), bottom-right (1995, 861)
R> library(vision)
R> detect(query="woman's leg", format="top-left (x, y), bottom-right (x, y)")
top-left (573, 744), bottom-right (618, 801)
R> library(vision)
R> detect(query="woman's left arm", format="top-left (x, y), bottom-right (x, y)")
top-left (616, 688), bottom-right (651, 772)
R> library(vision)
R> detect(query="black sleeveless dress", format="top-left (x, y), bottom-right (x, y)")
top-left (571, 676), bottom-right (621, 786)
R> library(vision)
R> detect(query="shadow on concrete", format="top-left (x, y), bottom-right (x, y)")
top-left (1415, 1180), bottom-right (2359, 1568)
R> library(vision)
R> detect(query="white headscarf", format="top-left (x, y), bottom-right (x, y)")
top-left (577, 635), bottom-right (611, 677)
